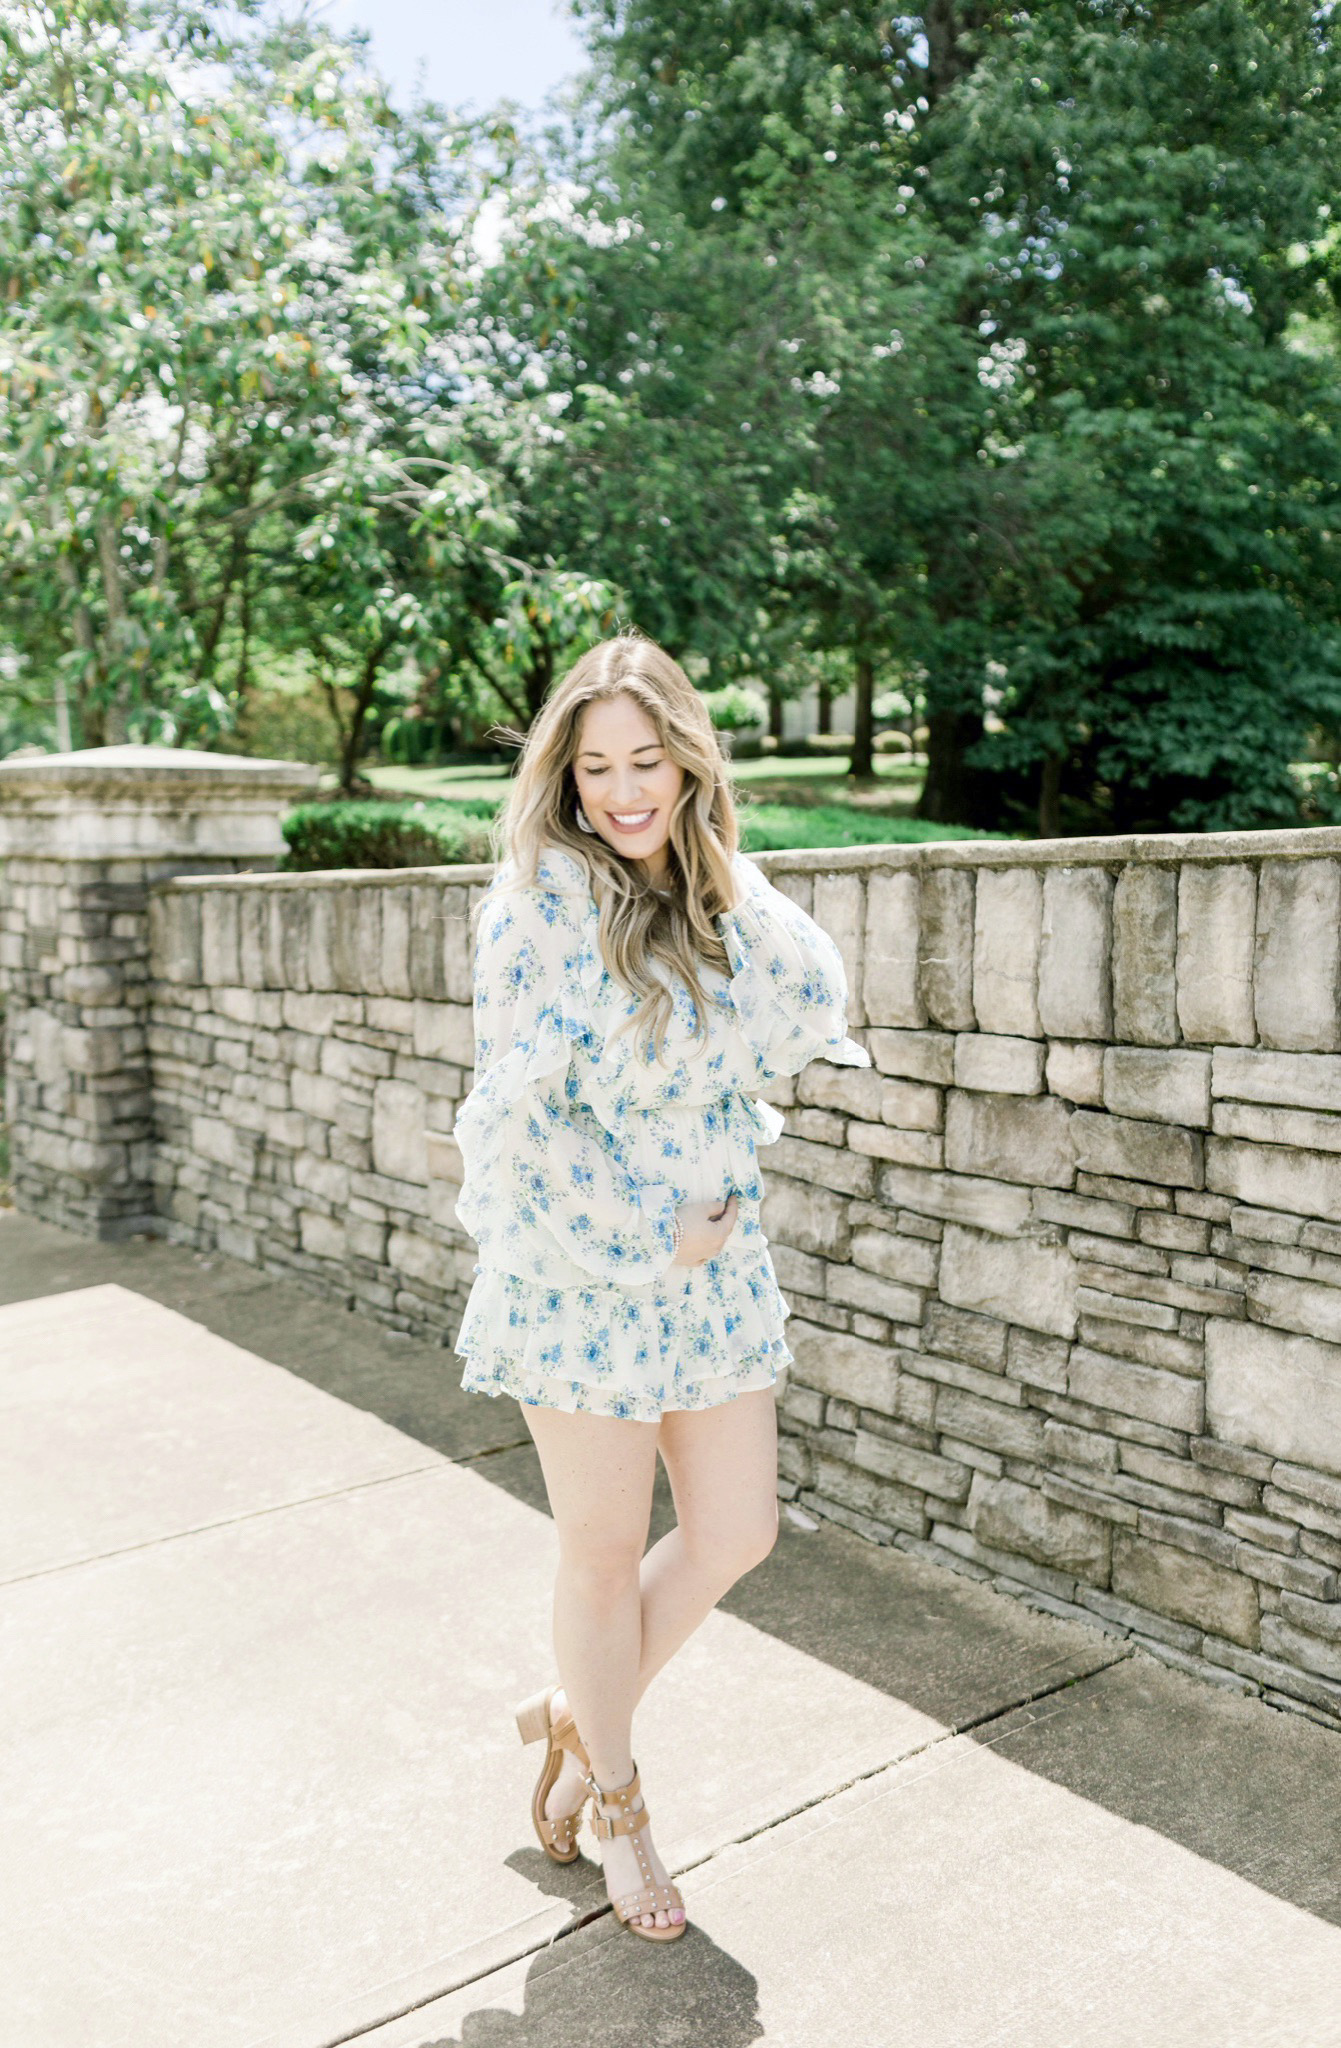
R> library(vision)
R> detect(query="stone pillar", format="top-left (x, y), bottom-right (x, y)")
top-left (0, 747), bottom-right (319, 1238)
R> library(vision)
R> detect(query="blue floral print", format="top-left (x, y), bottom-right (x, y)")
top-left (453, 843), bottom-right (871, 1420)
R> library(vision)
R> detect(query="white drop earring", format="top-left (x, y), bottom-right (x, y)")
top-left (575, 805), bottom-right (598, 835)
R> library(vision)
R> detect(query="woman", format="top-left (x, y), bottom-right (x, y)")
top-left (452, 633), bottom-right (870, 1943)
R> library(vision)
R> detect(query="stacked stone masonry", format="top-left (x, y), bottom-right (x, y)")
top-left (0, 750), bottom-right (318, 1235)
top-left (5, 784), bottom-right (1341, 1738)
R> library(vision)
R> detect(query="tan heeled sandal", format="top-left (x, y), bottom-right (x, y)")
top-left (584, 1762), bottom-right (687, 1942)
top-left (514, 1684), bottom-right (591, 1864)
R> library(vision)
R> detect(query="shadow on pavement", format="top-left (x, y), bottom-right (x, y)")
top-left (429, 1932), bottom-right (762, 2048)
top-left (421, 1848), bottom-right (765, 2048)
top-left (963, 1653), bottom-right (1341, 1928)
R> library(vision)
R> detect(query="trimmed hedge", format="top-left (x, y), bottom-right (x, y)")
top-left (281, 799), bottom-right (499, 872)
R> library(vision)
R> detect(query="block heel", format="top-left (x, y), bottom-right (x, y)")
top-left (514, 1689), bottom-right (554, 1746)
top-left (513, 1683), bottom-right (592, 1864)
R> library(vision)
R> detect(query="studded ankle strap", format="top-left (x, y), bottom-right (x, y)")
top-left (583, 1763), bottom-right (650, 1841)
top-left (583, 1759), bottom-right (675, 1919)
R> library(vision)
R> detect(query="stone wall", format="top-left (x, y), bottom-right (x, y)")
top-left (0, 749), bottom-right (317, 1235)
top-left (146, 868), bottom-right (479, 1323)
top-left (6, 779), bottom-right (1341, 1737)
top-left (753, 836), bottom-right (1341, 1738)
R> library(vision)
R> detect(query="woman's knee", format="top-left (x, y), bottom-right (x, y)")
top-left (684, 1496), bottom-right (779, 1584)
top-left (743, 1497), bottom-right (780, 1572)
top-left (558, 1529), bottom-right (646, 1605)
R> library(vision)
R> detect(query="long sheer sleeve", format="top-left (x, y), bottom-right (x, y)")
top-left (453, 879), bottom-right (680, 1288)
top-left (716, 850), bottom-right (872, 1083)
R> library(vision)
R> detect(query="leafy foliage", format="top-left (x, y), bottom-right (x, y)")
top-left (0, 1), bottom-right (616, 775)
top-left (566, 0), bottom-right (1341, 830)
top-left (4, 0), bottom-right (1341, 834)
top-left (923, 0), bottom-right (1341, 830)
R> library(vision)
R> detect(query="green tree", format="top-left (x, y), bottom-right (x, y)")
top-left (571, 0), bottom-right (1341, 830)
top-left (568, 1), bottom-right (1021, 781)
top-left (0, 0), bottom-right (503, 763)
top-left (919, 0), bottom-right (1341, 831)
top-left (457, 121), bottom-right (790, 712)
top-left (564, 1), bottom-right (901, 772)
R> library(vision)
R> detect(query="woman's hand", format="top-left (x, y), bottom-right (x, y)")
top-left (671, 1192), bottom-right (739, 1266)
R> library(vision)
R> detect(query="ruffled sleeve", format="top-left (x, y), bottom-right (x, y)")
top-left (716, 851), bottom-right (873, 1083)
top-left (453, 875), bottom-right (681, 1289)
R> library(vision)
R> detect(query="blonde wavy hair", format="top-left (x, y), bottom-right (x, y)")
top-left (479, 632), bottom-right (744, 1065)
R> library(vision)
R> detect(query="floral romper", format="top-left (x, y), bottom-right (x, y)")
top-left (452, 843), bottom-right (871, 1421)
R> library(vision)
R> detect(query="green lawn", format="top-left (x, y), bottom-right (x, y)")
top-left (359, 751), bottom-right (925, 797)
top-left (731, 802), bottom-right (998, 851)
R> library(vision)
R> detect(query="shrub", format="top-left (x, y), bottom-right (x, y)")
top-left (282, 799), bottom-right (499, 871)
top-left (701, 682), bottom-right (769, 732)
top-left (379, 713), bottom-right (459, 766)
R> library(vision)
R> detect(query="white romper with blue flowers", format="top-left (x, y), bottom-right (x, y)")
top-left (451, 843), bottom-right (871, 1421)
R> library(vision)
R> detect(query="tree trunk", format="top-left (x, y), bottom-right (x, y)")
top-left (95, 513), bottom-right (130, 744)
top-left (915, 6), bottom-right (1003, 817)
top-left (525, 640), bottom-right (555, 723)
top-left (1038, 755), bottom-right (1064, 839)
top-left (236, 564), bottom-right (254, 705)
top-left (923, 1), bottom-right (994, 106)
top-left (339, 640), bottom-right (389, 793)
top-left (816, 678), bottom-right (832, 735)
top-left (194, 529), bottom-right (247, 687)
top-left (850, 652), bottom-right (876, 779)
top-left (767, 684), bottom-right (784, 743)
top-left (917, 707), bottom-right (986, 824)
top-left (57, 551), bottom-right (99, 747)
top-left (52, 671), bottom-right (73, 753)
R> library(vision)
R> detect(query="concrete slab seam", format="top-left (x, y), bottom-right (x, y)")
top-left (452, 1437), bottom-right (532, 1467)
top-left (946, 1648), bottom-right (1135, 1739)
top-left (242, 1901), bottom-right (608, 2048)
top-left (0, 1459), bottom-right (446, 1590)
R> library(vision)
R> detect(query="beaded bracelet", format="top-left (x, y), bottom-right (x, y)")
top-left (670, 1210), bottom-right (683, 1263)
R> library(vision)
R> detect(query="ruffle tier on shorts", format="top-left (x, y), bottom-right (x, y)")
top-left (454, 1248), bottom-right (793, 1422)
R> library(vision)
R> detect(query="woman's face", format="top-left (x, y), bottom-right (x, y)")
top-left (572, 693), bottom-right (685, 883)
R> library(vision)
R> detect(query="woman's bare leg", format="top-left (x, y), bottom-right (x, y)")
top-left (635, 1385), bottom-right (780, 1699)
top-left (535, 1386), bottom-right (778, 1844)
top-left (521, 1402), bottom-right (683, 1929)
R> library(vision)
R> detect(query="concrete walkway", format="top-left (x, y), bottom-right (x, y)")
top-left (3, 1209), bottom-right (1340, 2048)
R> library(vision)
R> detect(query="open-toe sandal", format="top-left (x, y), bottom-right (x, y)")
top-left (514, 1684), bottom-right (591, 1864)
top-left (584, 1762), bottom-right (686, 1942)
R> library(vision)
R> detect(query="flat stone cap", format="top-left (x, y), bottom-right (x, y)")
top-left (0, 745), bottom-right (320, 790)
